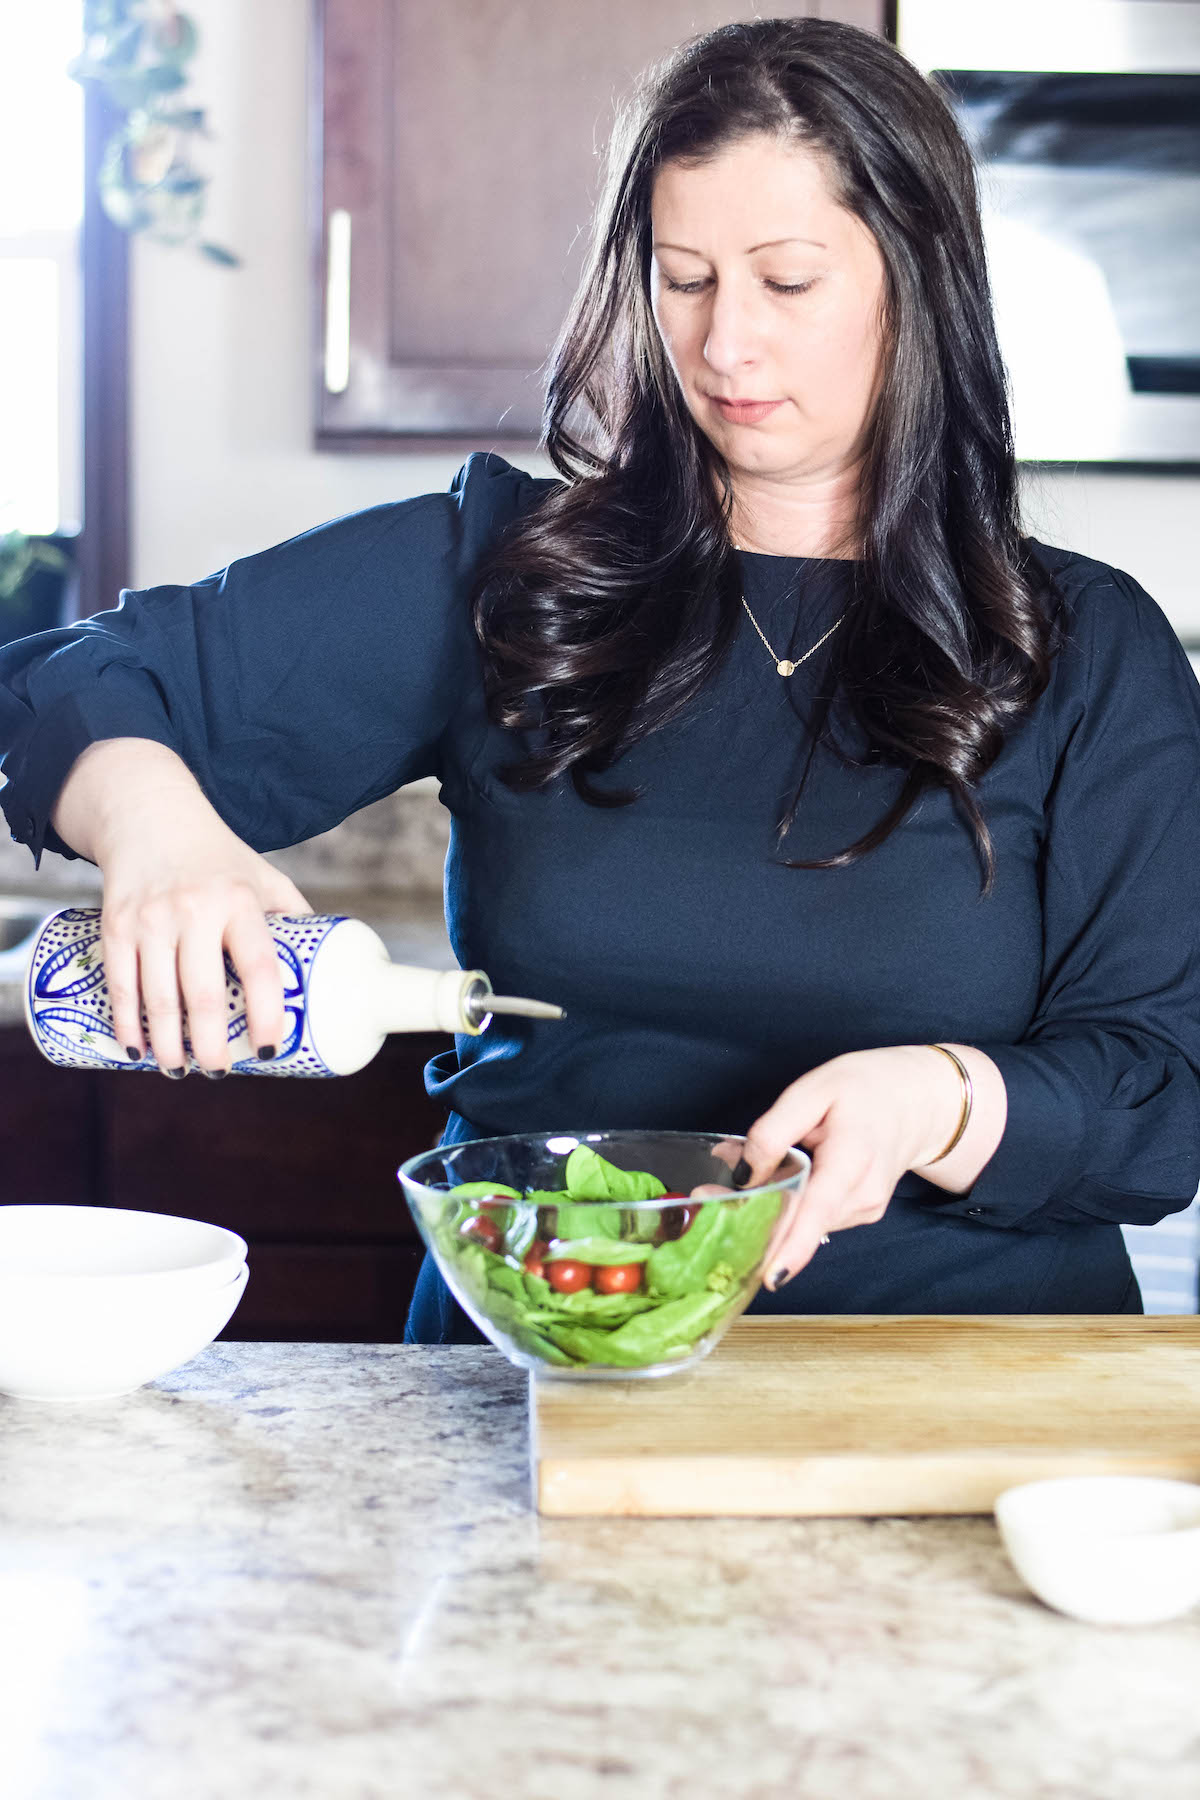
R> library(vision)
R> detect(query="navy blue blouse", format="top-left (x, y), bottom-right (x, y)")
top-left (3, 451), bottom-right (1200, 1327)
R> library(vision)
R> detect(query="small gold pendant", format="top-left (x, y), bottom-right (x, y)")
top-left (776, 659), bottom-right (796, 677)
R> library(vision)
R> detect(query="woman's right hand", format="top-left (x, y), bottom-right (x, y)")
top-left (53, 739), bottom-right (314, 1076)
top-left (101, 817), bottom-right (314, 1076)
top-left (51, 738), bottom-right (314, 1072)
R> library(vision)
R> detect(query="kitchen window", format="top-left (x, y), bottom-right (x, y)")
top-left (0, 10), bottom-right (84, 538)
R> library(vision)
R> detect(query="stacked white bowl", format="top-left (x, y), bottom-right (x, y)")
top-left (0, 1204), bottom-right (249, 1401)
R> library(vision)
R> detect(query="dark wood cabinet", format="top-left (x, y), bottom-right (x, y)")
top-left (0, 1030), bottom-right (97, 1206)
top-left (313, 0), bottom-right (887, 446)
top-left (3, 1025), bottom-right (453, 1340)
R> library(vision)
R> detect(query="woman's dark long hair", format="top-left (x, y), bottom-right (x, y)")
top-left (470, 17), bottom-right (1063, 896)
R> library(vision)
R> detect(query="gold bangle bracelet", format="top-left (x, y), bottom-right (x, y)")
top-left (925, 1044), bottom-right (973, 1163)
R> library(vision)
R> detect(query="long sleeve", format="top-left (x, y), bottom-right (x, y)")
top-left (0, 453), bottom-right (545, 867)
top-left (925, 556), bottom-right (1200, 1232)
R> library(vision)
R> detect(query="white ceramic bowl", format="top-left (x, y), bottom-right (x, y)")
top-left (0, 1262), bottom-right (249, 1401)
top-left (0, 1204), bottom-right (247, 1291)
top-left (995, 1475), bottom-right (1200, 1625)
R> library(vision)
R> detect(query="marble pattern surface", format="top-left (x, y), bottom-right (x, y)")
top-left (0, 783), bottom-right (450, 898)
top-left (263, 780), bottom-right (449, 895)
top-left (1, 1342), bottom-right (1197, 1800)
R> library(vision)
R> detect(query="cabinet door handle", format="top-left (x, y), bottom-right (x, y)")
top-left (324, 208), bottom-right (351, 394)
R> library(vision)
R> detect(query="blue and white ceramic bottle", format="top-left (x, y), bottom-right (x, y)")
top-left (24, 908), bottom-right (552, 1077)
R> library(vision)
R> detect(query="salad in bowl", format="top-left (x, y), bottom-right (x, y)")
top-left (398, 1129), bottom-right (810, 1379)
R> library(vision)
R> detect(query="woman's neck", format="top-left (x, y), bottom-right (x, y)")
top-left (726, 460), bottom-right (863, 560)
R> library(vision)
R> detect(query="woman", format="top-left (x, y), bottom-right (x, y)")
top-left (2, 20), bottom-right (1198, 1333)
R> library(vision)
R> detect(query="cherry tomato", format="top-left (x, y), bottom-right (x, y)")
top-left (657, 1201), bottom-right (699, 1241)
top-left (461, 1214), bottom-right (502, 1253)
top-left (524, 1240), bottom-right (549, 1280)
top-left (595, 1263), bottom-right (642, 1295)
top-left (547, 1259), bottom-right (592, 1294)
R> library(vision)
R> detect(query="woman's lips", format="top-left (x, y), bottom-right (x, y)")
top-left (711, 396), bottom-right (784, 424)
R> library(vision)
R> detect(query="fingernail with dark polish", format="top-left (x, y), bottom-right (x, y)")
top-left (125, 1046), bottom-right (142, 1063)
top-left (256, 1044), bottom-right (277, 1062)
top-left (166, 1066), bottom-right (187, 1081)
top-left (768, 1266), bottom-right (792, 1291)
top-left (731, 1158), bottom-right (752, 1189)
top-left (203, 1069), bottom-right (228, 1080)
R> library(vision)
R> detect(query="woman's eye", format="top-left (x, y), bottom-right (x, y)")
top-left (662, 277), bottom-right (813, 296)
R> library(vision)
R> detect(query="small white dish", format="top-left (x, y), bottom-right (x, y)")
top-left (0, 1204), bottom-right (246, 1291)
top-left (995, 1475), bottom-right (1200, 1625)
top-left (0, 1262), bottom-right (249, 1402)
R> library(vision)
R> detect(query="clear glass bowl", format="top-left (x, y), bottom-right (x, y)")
top-left (398, 1128), bottom-right (810, 1380)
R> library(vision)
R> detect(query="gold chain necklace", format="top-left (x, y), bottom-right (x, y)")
top-left (739, 590), bottom-right (850, 678)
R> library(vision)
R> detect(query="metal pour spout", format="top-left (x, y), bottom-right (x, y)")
top-left (463, 976), bottom-right (565, 1030)
top-left (485, 993), bottom-right (566, 1021)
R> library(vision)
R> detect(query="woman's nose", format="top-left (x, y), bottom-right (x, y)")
top-left (702, 284), bottom-right (766, 376)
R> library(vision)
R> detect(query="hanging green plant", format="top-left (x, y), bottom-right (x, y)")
top-left (0, 534), bottom-right (71, 608)
top-left (0, 533), bottom-right (74, 649)
top-left (68, 1), bottom-right (240, 267)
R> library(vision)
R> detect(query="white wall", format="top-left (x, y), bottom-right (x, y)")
top-left (131, 2), bottom-right (1199, 639)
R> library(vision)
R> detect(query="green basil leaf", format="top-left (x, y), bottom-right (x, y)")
top-left (543, 1237), bottom-right (652, 1265)
top-left (514, 1326), bottom-right (575, 1367)
top-left (486, 1262), bottom-right (528, 1301)
top-left (718, 1189), bottom-right (784, 1279)
top-left (526, 1290), bottom-right (656, 1325)
top-left (645, 1203), bottom-right (728, 1298)
top-left (551, 1202), bottom-right (624, 1242)
top-left (604, 1288), bottom-right (731, 1357)
top-left (454, 1240), bottom-right (491, 1302)
top-left (523, 1271), bottom-right (553, 1307)
top-left (480, 1287), bottom-right (523, 1335)
top-left (544, 1323), bottom-right (651, 1367)
top-left (563, 1145), bottom-right (667, 1203)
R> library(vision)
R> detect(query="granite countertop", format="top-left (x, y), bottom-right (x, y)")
top-left (2, 1343), bottom-right (1197, 1800)
top-left (0, 887), bottom-right (453, 1029)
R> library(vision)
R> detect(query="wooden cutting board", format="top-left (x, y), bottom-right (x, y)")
top-left (530, 1314), bottom-right (1200, 1516)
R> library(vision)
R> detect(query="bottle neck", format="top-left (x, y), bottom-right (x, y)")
top-left (373, 961), bottom-right (479, 1036)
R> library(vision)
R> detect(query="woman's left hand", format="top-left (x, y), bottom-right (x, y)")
top-left (722, 1046), bottom-right (968, 1290)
